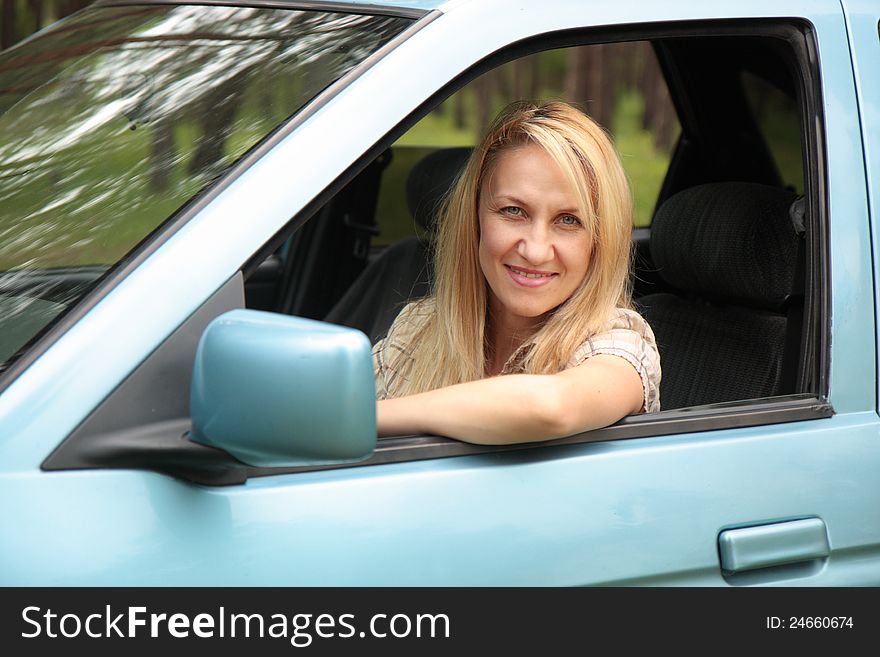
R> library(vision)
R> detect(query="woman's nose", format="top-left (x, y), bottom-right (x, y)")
top-left (516, 222), bottom-right (554, 264)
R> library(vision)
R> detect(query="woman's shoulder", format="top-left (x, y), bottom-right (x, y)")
top-left (373, 297), bottom-right (435, 400)
top-left (569, 306), bottom-right (658, 357)
top-left (603, 306), bottom-right (658, 343)
top-left (567, 305), bottom-right (661, 413)
top-left (385, 297), bottom-right (435, 339)
top-left (373, 297), bottom-right (435, 356)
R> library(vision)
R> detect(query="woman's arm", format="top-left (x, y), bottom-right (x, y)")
top-left (377, 354), bottom-right (644, 444)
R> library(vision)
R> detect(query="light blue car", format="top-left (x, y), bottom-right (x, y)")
top-left (0, 0), bottom-right (878, 585)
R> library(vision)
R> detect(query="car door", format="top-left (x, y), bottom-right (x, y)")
top-left (2, 0), bottom-right (878, 585)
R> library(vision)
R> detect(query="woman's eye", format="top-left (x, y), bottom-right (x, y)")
top-left (558, 214), bottom-right (582, 226)
top-left (501, 206), bottom-right (523, 216)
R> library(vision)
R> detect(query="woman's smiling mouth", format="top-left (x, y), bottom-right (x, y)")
top-left (505, 264), bottom-right (558, 287)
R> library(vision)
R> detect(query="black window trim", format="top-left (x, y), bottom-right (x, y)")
top-left (252, 396), bottom-right (833, 481)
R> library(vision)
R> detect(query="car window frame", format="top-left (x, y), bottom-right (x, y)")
top-left (242, 18), bottom-right (831, 479)
top-left (44, 17), bottom-right (832, 486)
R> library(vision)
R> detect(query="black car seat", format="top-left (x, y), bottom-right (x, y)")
top-left (638, 182), bottom-right (804, 409)
top-left (324, 147), bottom-right (471, 343)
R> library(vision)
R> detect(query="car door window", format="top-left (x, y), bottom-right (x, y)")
top-left (47, 19), bottom-right (829, 483)
top-left (257, 25), bottom-right (825, 469)
top-left (0, 3), bottom-right (412, 371)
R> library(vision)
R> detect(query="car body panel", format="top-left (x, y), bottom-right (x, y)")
top-left (1, 0), bottom-right (878, 585)
top-left (840, 0), bottom-right (880, 414)
top-left (3, 412), bottom-right (880, 585)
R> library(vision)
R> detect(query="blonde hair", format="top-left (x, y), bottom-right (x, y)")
top-left (391, 100), bottom-right (634, 395)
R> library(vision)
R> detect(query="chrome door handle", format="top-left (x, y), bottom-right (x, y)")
top-left (718, 518), bottom-right (829, 573)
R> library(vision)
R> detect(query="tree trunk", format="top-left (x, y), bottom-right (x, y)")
top-left (150, 119), bottom-right (176, 192)
top-left (29, 0), bottom-right (43, 31)
top-left (512, 57), bottom-right (529, 101)
top-left (596, 44), bottom-right (615, 131)
top-left (453, 90), bottom-right (465, 129)
top-left (640, 41), bottom-right (659, 133)
top-left (565, 45), bottom-right (615, 131)
top-left (1, 0), bottom-right (17, 50)
top-left (639, 42), bottom-right (677, 151)
top-left (616, 42), bottom-right (639, 91)
top-left (564, 47), bottom-right (589, 107)
top-left (60, 0), bottom-right (91, 19)
top-left (188, 82), bottom-right (240, 176)
top-left (496, 63), bottom-right (511, 101)
top-left (476, 73), bottom-right (494, 136)
top-left (528, 54), bottom-right (540, 100)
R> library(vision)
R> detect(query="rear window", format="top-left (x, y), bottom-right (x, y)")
top-left (741, 71), bottom-right (804, 193)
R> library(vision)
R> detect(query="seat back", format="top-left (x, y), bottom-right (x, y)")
top-left (638, 182), bottom-right (802, 409)
top-left (324, 147), bottom-right (471, 342)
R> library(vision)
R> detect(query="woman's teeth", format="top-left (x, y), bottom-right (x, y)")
top-left (510, 267), bottom-right (552, 278)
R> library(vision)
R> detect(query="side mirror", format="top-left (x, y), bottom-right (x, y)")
top-left (189, 309), bottom-right (376, 467)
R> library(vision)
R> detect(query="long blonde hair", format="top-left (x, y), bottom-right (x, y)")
top-left (392, 100), bottom-right (633, 395)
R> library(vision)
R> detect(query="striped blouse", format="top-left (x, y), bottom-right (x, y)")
top-left (373, 298), bottom-right (661, 413)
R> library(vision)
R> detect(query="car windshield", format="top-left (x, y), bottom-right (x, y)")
top-left (0, 3), bottom-right (411, 369)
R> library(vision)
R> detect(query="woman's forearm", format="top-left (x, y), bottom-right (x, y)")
top-left (377, 374), bottom-right (572, 444)
top-left (376, 355), bottom-right (644, 444)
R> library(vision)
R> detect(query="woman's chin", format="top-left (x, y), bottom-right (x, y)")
top-left (496, 298), bottom-right (557, 321)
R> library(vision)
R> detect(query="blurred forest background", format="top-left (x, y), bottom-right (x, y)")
top-left (1, 0), bottom-right (800, 248)
top-left (0, 0), bottom-right (90, 49)
top-left (0, 0), bottom-right (681, 233)
top-left (378, 42), bottom-right (680, 238)
top-left (0, 0), bottom-right (696, 258)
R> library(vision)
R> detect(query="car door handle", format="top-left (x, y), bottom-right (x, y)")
top-left (718, 518), bottom-right (830, 573)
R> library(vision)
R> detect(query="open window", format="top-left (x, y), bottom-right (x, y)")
top-left (255, 24), bottom-right (825, 411)
top-left (250, 23), bottom-right (827, 453)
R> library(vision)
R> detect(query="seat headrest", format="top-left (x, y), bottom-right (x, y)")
top-left (406, 147), bottom-right (472, 232)
top-left (650, 182), bottom-right (801, 309)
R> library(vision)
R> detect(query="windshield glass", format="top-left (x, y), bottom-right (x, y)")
top-left (0, 4), bottom-right (411, 369)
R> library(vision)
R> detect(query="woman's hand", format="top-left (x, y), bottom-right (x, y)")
top-left (376, 354), bottom-right (643, 444)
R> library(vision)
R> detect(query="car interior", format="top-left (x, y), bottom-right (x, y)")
top-left (243, 30), bottom-right (818, 414)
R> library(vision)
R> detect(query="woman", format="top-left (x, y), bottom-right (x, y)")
top-left (373, 100), bottom-right (660, 444)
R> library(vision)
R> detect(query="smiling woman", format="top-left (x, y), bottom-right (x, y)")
top-left (478, 143), bottom-right (594, 373)
top-left (373, 101), bottom-right (661, 444)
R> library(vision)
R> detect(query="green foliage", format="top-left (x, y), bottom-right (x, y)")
top-left (614, 90), bottom-right (676, 227)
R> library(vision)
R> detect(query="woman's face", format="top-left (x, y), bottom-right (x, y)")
top-left (478, 143), bottom-right (592, 330)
